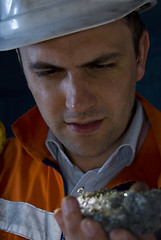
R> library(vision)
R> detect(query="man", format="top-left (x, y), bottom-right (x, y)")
top-left (0, 0), bottom-right (161, 239)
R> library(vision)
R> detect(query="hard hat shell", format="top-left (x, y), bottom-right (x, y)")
top-left (0, 0), bottom-right (157, 51)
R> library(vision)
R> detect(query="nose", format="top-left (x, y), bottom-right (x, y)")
top-left (64, 72), bottom-right (97, 112)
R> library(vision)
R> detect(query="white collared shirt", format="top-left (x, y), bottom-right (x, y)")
top-left (46, 100), bottom-right (149, 197)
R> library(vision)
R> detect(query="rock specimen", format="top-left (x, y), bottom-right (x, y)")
top-left (77, 188), bottom-right (161, 236)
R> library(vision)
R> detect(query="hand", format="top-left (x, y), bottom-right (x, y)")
top-left (54, 196), bottom-right (109, 240)
top-left (54, 182), bottom-right (157, 240)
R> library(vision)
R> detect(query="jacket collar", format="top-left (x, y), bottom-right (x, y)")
top-left (136, 93), bottom-right (161, 156)
top-left (12, 106), bottom-right (53, 162)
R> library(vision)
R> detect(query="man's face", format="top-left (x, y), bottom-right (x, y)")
top-left (20, 20), bottom-right (147, 171)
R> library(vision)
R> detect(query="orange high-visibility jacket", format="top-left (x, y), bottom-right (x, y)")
top-left (0, 94), bottom-right (161, 240)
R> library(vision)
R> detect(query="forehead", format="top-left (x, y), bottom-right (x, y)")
top-left (20, 19), bottom-right (133, 64)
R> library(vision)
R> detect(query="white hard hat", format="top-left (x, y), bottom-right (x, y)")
top-left (0, 0), bottom-right (157, 51)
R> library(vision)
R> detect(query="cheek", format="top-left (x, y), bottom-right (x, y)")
top-left (28, 80), bottom-right (65, 121)
top-left (28, 81), bottom-right (49, 107)
top-left (100, 73), bottom-right (136, 118)
top-left (27, 75), bottom-right (56, 105)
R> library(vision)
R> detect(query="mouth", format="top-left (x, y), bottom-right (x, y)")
top-left (67, 119), bottom-right (104, 134)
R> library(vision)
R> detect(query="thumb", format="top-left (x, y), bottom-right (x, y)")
top-left (129, 181), bottom-right (149, 192)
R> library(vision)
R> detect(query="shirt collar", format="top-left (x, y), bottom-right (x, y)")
top-left (46, 99), bottom-right (148, 166)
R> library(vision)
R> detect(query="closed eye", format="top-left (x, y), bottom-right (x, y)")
top-left (94, 63), bottom-right (115, 69)
top-left (87, 62), bottom-right (116, 73)
top-left (36, 69), bottom-right (57, 77)
top-left (29, 62), bottom-right (65, 78)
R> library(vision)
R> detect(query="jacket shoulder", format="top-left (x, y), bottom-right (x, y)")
top-left (1, 137), bottom-right (24, 156)
top-left (0, 137), bottom-right (32, 173)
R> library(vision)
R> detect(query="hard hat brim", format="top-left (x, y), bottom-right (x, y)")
top-left (0, 0), bottom-right (157, 51)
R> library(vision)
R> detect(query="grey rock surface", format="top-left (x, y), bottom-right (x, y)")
top-left (77, 188), bottom-right (161, 236)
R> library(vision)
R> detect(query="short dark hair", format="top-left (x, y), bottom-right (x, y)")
top-left (124, 12), bottom-right (145, 57)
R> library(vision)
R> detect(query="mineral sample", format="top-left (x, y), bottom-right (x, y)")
top-left (77, 188), bottom-right (161, 236)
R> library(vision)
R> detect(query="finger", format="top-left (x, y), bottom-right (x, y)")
top-left (81, 218), bottom-right (109, 239)
top-left (109, 229), bottom-right (137, 240)
top-left (139, 233), bottom-right (156, 240)
top-left (61, 196), bottom-right (84, 239)
top-left (54, 208), bottom-right (67, 235)
top-left (54, 208), bottom-right (62, 226)
top-left (129, 182), bottom-right (149, 192)
top-left (110, 229), bottom-right (156, 240)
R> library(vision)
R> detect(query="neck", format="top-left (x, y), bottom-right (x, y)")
top-left (64, 141), bottom-right (122, 173)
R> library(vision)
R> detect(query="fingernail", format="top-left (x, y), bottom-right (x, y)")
top-left (109, 229), bottom-right (128, 240)
top-left (81, 219), bottom-right (96, 238)
top-left (54, 208), bottom-right (61, 215)
top-left (62, 197), bottom-right (76, 216)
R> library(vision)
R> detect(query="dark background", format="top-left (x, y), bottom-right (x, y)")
top-left (0, 2), bottom-right (161, 138)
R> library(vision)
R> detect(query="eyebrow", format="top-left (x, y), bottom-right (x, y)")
top-left (80, 52), bottom-right (123, 68)
top-left (29, 62), bottom-right (63, 72)
top-left (29, 52), bottom-right (122, 71)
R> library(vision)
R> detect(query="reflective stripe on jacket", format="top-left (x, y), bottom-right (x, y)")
top-left (0, 93), bottom-right (161, 239)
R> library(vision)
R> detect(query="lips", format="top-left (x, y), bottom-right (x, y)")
top-left (67, 119), bottom-right (104, 134)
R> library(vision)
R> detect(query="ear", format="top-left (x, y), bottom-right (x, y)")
top-left (136, 30), bottom-right (150, 82)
